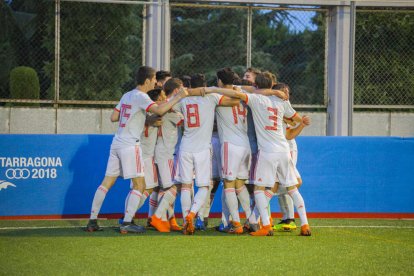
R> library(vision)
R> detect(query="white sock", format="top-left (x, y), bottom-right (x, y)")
top-left (221, 188), bottom-right (230, 226)
top-left (155, 189), bottom-right (177, 219)
top-left (167, 199), bottom-right (175, 220)
top-left (148, 191), bottom-right (158, 218)
top-left (236, 185), bottom-right (251, 220)
top-left (254, 190), bottom-right (270, 226)
top-left (190, 187), bottom-right (208, 215)
top-left (249, 205), bottom-right (260, 224)
top-left (201, 184), bottom-right (213, 219)
top-left (180, 187), bottom-right (192, 220)
top-left (288, 188), bottom-right (308, 226)
top-left (225, 188), bottom-right (240, 223)
top-left (124, 190), bottom-right (142, 222)
top-left (137, 190), bottom-right (149, 210)
top-left (90, 185), bottom-right (108, 219)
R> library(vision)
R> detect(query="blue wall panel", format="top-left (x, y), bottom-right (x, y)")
top-left (0, 135), bottom-right (413, 217)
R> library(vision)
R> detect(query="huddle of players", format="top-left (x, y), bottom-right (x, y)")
top-left (86, 65), bottom-right (311, 236)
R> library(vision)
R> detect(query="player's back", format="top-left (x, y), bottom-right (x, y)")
top-left (155, 111), bottom-right (184, 157)
top-left (216, 101), bottom-right (249, 147)
top-left (112, 89), bottom-right (154, 149)
top-left (247, 94), bottom-right (293, 153)
top-left (178, 93), bottom-right (221, 152)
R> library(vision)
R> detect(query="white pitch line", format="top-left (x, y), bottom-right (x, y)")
top-left (0, 225), bottom-right (413, 230)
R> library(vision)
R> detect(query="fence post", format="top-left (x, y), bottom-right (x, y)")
top-left (54, 0), bottom-right (60, 109)
top-left (144, 0), bottom-right (170, 70)
top-left (326, 5), bottom-right (352, 136)
top-left (246, 6), bottom-right (252, 68)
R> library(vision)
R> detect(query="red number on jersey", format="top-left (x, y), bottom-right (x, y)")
top-left (119, 104), bottom-right (132, 128)
top-left (265, 107), bottom-right (278, 130)
top-left (232, 104), bottom-right (247, 124)
top-left (186, 104), bottom-right (200, 128)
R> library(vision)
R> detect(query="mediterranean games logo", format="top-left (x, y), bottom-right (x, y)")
top-left (0, 157), bottom-right (63, 182)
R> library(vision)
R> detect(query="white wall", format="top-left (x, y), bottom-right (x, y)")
top-left (0, 107), bottom-right (413, 136)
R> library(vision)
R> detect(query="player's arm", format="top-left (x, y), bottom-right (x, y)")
top-left (111, 104), bottom-right (121, 122)
top-left (285, 115), bottom-right (311, 140)
top-left (218, 96), bottom-right (240, 107)
top-left (204, 87), bottom-right (247, 102)
top-left (148, 88), bottom-right (188, 116)
top-left (255, 89), bottom-right (288, 100)
top-left (186, 87), bottom-right (206, 97)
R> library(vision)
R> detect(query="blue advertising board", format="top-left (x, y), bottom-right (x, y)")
top-left (0, 135), bottom-right (413, 218)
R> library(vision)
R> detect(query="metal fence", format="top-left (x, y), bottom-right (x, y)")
top-left (0, 0), bottom-right (413, 109)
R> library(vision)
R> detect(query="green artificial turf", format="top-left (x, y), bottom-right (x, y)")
top-left (0, 219), bottom-right (413, 275)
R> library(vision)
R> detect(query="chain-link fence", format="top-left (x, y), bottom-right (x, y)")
top-left (1, 1), bottom-right (413, 109)
top-left (354, 8), bottom-right (414, 107)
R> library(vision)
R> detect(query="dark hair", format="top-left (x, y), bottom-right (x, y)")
top-left (217, 67), bottom-right (236, 85)
top-left (136, 66), bottom-right (156, 85)
top-left (156, 70), bottom-right (172, 82)
top-left (263, 70), bottom-right (277, 84)
top-left (233, 79), bottom-right (254, 86)
top-left (272, 82), bottom-right (291, 94)
top-left (147, 88), bottom-right (163, 101)
top-left (180, 75), bottom-right (191, 88)
top-left (163, 78), bottom-right (183, 96)
top-left (191, 73), bottom-right (206, 88)
top-left (255, 72), bottom-right (273, 89)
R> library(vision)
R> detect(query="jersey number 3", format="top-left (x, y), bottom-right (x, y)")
top-left (265, 107), bottom-right (278, 130)
top-left (186, 104), bottom-right (200, 128)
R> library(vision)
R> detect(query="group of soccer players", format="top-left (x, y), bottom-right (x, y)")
top-left (86, 65), bottom-right (312, 236)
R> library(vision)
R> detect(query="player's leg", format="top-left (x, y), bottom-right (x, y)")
top-left (184, 149), bottom-right (212, 235)
top-left (250, 151), bottom-right (275, 236)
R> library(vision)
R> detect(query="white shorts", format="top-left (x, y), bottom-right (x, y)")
top-left (105, 145), bottom-right (144, 179)
top-left (157, 156), bottom-right (179, 189)
top-left (290, 150), bottom-right (301, 179)
top-left (178, 148), bottom-right (212, 187)
top-left (252, 151), bottom-right (298, 188)
top-left (143, 156), bottom-right (158, 189)
top-left (221, 142), bottom-right (250, 181)
top-left (211, 138), bottom-right (222, 180)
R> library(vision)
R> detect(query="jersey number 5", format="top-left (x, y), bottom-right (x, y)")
top-left (186, 104), bottom-right (200, 128)
top-left (265, 107), bottom-right (278, 130)
top-left (119, 104), bottom-right (132, 128)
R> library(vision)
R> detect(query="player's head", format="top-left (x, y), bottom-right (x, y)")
top-left (255, 72), bottom-right (273, 89)
top-left (180, 75), bottom-right (192, 88)
top-left (156, 70), bottom-right (172, 88)
top-left (147, 88), bottom-right (166, 103)
top-left (243, 67), bottom-right (261, 84)
top-left (191, 73), bottom-right (207, 88)
top-left (263, 71), bottom-right (277, 86)
top-left (273, 82), bottom-right (290, 99)
top-left (216, 67), bottom-right (236, 87)
top-left (233, 78), bottom-right (254, 86)
top-left (163, 78), bottom-right (184, 97)
top-left (136, 66), bottom-right (157, 91)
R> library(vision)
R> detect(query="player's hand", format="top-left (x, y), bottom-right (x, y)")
top-left (302, 115), bottom-right (311, 126)
top-left (153, 118), bottom-right (163, 127)
top-left (178, 87), bottom-right (188, 98)
top-left (274, 89), bottom-right (288, 101)
top-left (232, 86), bottom-right (242, 92)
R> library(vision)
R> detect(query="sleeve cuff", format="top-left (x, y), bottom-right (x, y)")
top-left (218, 95), bottom-right (224, 105)
top-left (146, 102), bottom-right (156, 112)
top-left (284, 112), bottom-right (297, 120)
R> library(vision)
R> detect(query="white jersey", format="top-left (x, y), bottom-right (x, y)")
top-left (112, 89), bottom-right (155, 149)
top-left (176, 93), bottom-right (223, 152)
top-left (216, 101), bottom-right (249, 147)
top-left (155, 110), bottom-right (184, 161)
top-left (246, 94), bottom-right (296, 153)
top-left (141, 124), bottom-right (158, 158)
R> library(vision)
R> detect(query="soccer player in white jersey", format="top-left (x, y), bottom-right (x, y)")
top-left (86, 66), bottom-right (187, 234)
top-left (156, 70), bottom-right (172, 88)
top-left (150, 78), bottom-right (185, 233)
top-left (215, 68), bottom-right (252, 234)
top-left (211, 72), bottom-right (311, 236)
top-left (176, 76), bottom-right (239, 235)
top-left (271, 83), bottom-right (311, 232)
